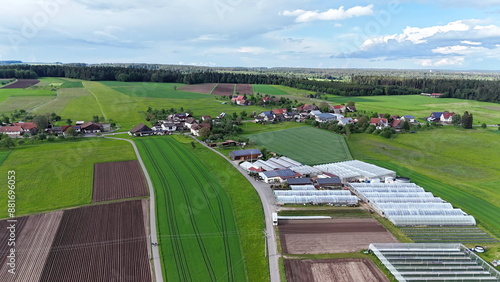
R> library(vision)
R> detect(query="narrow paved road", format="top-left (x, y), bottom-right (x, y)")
top-left (105, 137), bottom-right (163, 282)
top-left (190, 136), bottom-right (281, 282)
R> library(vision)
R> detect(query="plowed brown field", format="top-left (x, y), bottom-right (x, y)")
top-left (279, 218), bottom-right (398, 254)
top-left (93, 160), bottom-right (148, 202)
top-left (180, 83), bottom-right (216, 94)
top-left (0, 211), bottom-right (63, 281)
top-left (1, 79), bottom-right (40, 89)
top-left (235, 84), bottom-right (253, 95)
top-left (39, 200), bottom-right (151, 281)
top-left (285, 259), bottom-right (389, 282)
top-left (212, 83), bottom-right (235, 95)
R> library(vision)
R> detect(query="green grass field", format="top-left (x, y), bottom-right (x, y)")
top-left (173, 135), bottom-right (268, 282)
top-left (100, 81), bottom-right (208, 99)
top-left (247, 126), bottom-right (353, 165)
top-left (0, 139), bottom-right (137, 218)
top-left (33, 87), bottom-right (102, 122)
top-left (135, 136), bottom-right (250, 282)
top-left (0, 151), bottom-right (12, 166)
top-left (37, 77), bottom-right (83, 88)
top-left (327, 95), bottom-right (500, 125)
top-left (252, 85), bottom-right (290, 96)
top-left (241, 121), bottom-right (306, 135)
top-left (347, 127), bottom-right (500, 238)
top-left (0, 96), bottom-right (54, 114)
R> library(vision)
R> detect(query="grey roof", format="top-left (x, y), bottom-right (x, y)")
top-left (230, 149), bottom-right (262, 157)
top-left (316, 177), bottom-right (342, 185)
top-left (287, 178), bottom-right (313, 185)
top-left (261, 169), bottom-right (298, 179)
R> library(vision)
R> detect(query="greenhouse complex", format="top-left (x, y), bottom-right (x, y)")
top-left (273, 190), bottom-right (359, 205)
top-left (349, 183), bottom-right (476, 226)
top-left (314, 160), bottom-right (396, 182)
top-left (370, 243), bottom-right (500, 281)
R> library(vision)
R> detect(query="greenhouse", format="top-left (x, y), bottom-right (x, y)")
top-left (314, 160), bottom-right (396, 182)
top-left (369, 243), bottom-right (500, 282)
top-left (274, 190), bottom-right (352, 196)
top-left (290, 185), bottom-right (316, 190)
top-left (289, 165), bottom-right (322, 176)
top-left (275, 195), bottom-right (359, 205)
top-left (349, 183), bottom-right (477, 226)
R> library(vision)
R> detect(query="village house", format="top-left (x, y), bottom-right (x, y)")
top-left (440, 112), bottom-right (455, 124)
top-left (332, 105), bottom-right (346, 114)
top-left (401, 115), bottom-right (416, 123)
top-left (296, 104), bottom-right (318, 112)
top-left (13, 122), bottom-right (38, 135)
top-left (370, 118), bottom-right (390, 129)
top-left (338, 117), bottom-right (354, 126)
top-left (0, 126), bottom-right (22, 137)
top-left (129, 123), bottom-right (153, 136)
top-left (190, 123), bottom-right (211, 136)
top-left (80, 121), bottom-right (104, 133)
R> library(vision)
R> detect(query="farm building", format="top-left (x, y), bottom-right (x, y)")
top-left (239, 161), bottom-right (264, 172)
top-left (286, 178), bottom-right (313, 185)
top-left (80, 121), bottom-right (104, 133)
top-left (252, 160), bottom-right (276, 171)
top-left (370, 243), bottom-right (500, 282)
top-left (129, 123), bottom-right (152, 136)
top-left (229, 149), bottom-right (262, 161)
top-left (316, 177), bottom-right (342, 189)
top-left (13, 122), bottom-right (38, 135)
top-left (0, 126), bottom-right (22, 137)
top-left (314, 160), bottom-right (396, 182)
top-left (349, 183), bottom-right (477, 226)
top-left (274, 190), bottom-right (359, 205)
top-left (259, 169), bottom-right (301, 183)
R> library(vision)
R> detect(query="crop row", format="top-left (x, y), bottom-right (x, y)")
top-left (136, 137), bottom-right (246, 282)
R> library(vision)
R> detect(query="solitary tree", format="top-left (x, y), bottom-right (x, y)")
top-left (462, 111), bottom-right (473, 129)
top-left (32, 115), bottom-right (49, 130)
top-left (65, 118), bottom-right (72, 125)
top-left (402, 120), bottom-right (411, 131)
top-left (1, 137), bottom-right (16, 149)
top-left (481, 123), bottom-right (487, 129)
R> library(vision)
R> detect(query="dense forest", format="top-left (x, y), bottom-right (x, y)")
top-left (0, 65), bottom-right (499, 103)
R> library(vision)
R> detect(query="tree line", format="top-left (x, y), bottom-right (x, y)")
top-left (0, 65), bottom-right (498, 102)
top-left (351, 76), bottom-right (500, 103)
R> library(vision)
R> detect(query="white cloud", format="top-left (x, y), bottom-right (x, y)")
top-left (432, 45), bottom-right (485, 54)
top-left (237, 47), bottom-right (267, 54)
top-left (418, 57), bottom-right (465, 66)
top-left (282, 5), bottom-right (374, 23)
top-left (461, 40), bottom-right (482, 45)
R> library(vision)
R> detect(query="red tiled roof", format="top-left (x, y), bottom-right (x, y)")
top-left (333, 105), bottom-right (344, 109)
top-left (392, 119), bottom-right (401, 127)
top-left (14, 122), bottom-right (37, 130)
top-left (0, 126), bottom-right (22, 133)
top-left (442, 112), bottom-right (455, 119)
top-left (370, 118), bottom-right (388, 124)
top-left (272, 108), bottom-right (287, 114)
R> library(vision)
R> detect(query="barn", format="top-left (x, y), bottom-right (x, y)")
top-left (129, 123), bottom-right (153, 136)
top-left (229, 149), bottom-right (262, 161)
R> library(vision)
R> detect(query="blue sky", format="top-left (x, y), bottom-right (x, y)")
top-left (1, 0), bottom-right (500, 70)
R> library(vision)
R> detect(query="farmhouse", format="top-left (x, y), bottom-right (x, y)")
top-left (13, 122), bottom-right (38, 135)
top-left (231, 95), bottom-right (250, 105)
top-left (191, 123), bottom-right (211, 136)
top-left (259, 169), bottom-right (301, 183)
top-left (430, 92), bottom-right (443, 98)
top-left (369, 118), bottom-right (389, 129)
top-left (229, 149), bottom-right (262, 161)
top-left (315, 113), bottom-right (337, 123)
top-left (332, 105), bottom-right (346, 114)
top-left (49, 125), bottom-right (72, 135)
top-left (296, 104), bottom-right (318, 112)
top-left (80, 121), bottom-right (104, 133)
top-left (129, 123), bottom-right (153, 136)
top-left (401, 115), bottom-right (416, 123)
top-left (440, 112), bottom-right (455, 124)
top-left (0, 126), bottom-right (22, 137)
top-left (338, 117), bottom-right (354, 125)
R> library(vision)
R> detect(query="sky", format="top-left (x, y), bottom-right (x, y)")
top-left (1, 0), bottom-right (500, 70)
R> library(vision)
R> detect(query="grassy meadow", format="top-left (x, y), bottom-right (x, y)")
top-left (0, 138), bottom-right (137, 218)
top-left (134, 136), bottom-right (254, 281)
top-left (328, 95), bottom-right (500, 125)
top-left (247, 126), bottom-right (353, 165)
top-left (252, 84), bottom-right (290, 96)
top-left (348, 127), bottom-right (500, 238)
top-left (100, 81), bottom-right (208, 99)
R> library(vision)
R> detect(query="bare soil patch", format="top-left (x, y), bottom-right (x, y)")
top-left (212, 83), bottom-right (235, 95)
top-left (0, 211), bottom-right (63, 281)
top-left (279, 218), bottom-right (398, 254)
top-left (1, 79), bottom-right (40, 89)
top-left (285, 258), bottom-right (388, 282)
top-left (180, 83), bottom-right (216, 94)
top-left (235, 84), bottom-right (253, 95)
top-left (40, 200), bottom-right (152, 281)
top-left (93, 160), bottom-right (148, 202)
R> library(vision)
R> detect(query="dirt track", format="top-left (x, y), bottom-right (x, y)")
top-left (285, 259), bottom-right (389, 282)
top-left (279, 218), bottom-right (398, 254)
top-left (93, 160), bottom-right (148, 202)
